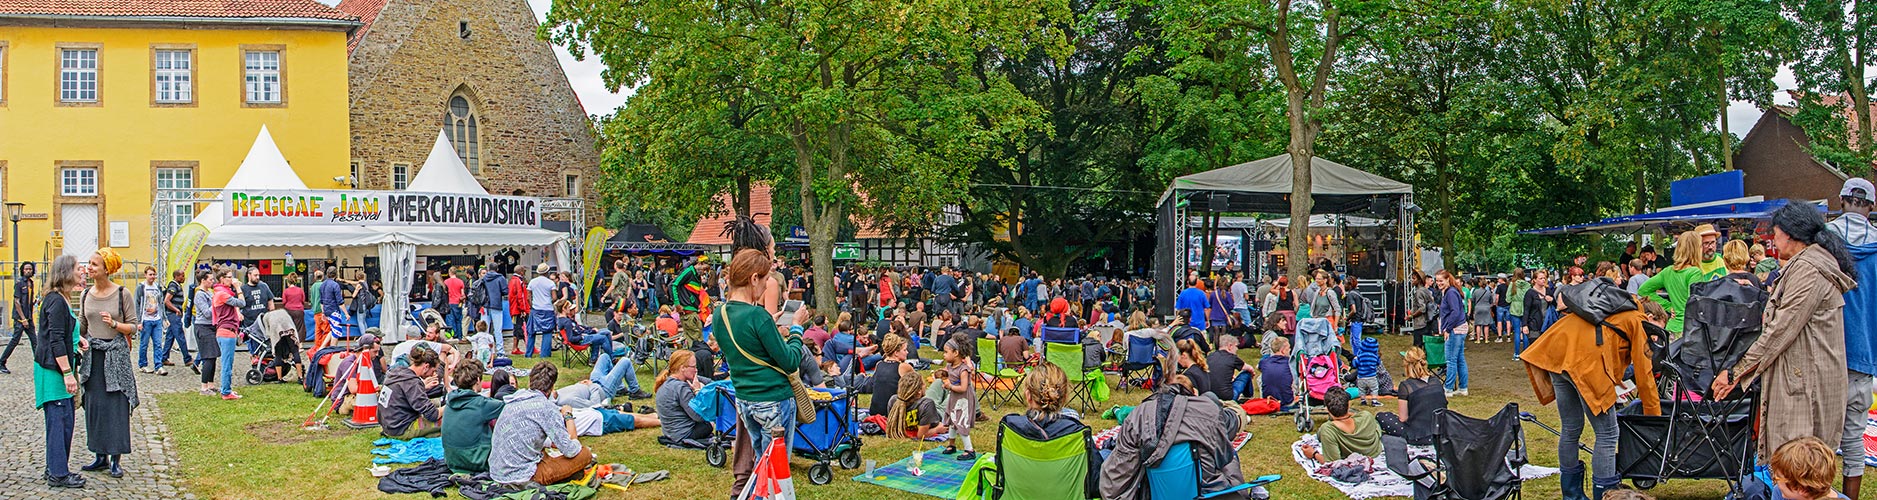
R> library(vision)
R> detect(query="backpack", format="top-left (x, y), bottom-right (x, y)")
top-left (1348, 292), bottom-right (1375, 323)
top-left (467, 277), bottom-right (489, 308)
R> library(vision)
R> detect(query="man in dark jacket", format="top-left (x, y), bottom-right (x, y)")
top-left (382, 346), bottom-right (443, 438)
top-left (442, 359), bottom-right (503, 474)
top-left (473, 267), bottom-right (507, 340)
top-left (0, 261), bottom-right (33, 373)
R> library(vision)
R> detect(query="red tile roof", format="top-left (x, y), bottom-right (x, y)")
top-left (689, 189), bottom-right (775, 246)
top-left (0, 0), bottom-right (357, 21)
top-left (333, 0), bottom-right (387, 52)
top-left (686, 183), bottom-right (894, 245)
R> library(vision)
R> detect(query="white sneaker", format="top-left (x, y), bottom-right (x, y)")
top-left (1445, 390), bottom-right (1456, 397)
top-left (1458, 389), bottom-right (1469, 396)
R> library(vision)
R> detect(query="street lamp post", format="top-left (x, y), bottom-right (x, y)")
top-left (6, 202), bottom-right (23, 339)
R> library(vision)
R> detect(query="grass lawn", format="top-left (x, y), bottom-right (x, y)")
top-left (160, 335), bottom-right (1746, 500)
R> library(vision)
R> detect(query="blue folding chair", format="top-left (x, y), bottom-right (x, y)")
top-left (1146, 442), bottom-right (1281, 500)
top-left (1041, 326), bottom-right (1082, 344)
top-left (1119, 334), bottom-right (1163, 392)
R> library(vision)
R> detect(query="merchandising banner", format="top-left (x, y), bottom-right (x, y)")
top-left (220, 189), bottom-right (541, 228)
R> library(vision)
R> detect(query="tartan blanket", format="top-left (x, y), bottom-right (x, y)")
top-left (851, 448), bottom-right (977, 498)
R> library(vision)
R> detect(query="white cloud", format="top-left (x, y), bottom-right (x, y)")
top-left (1724, 66), bottom-right (1799, 137)
top-left (526, 0), bottom-right (632, 117)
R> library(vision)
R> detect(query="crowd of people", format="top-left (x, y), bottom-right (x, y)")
top-left (20, 180), bottom-right (1877, 500)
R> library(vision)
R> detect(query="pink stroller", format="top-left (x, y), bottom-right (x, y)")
top-left (1292, 318), bottom-right (1343, 433)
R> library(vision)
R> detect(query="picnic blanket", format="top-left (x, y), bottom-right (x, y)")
top-left (851, 448), bottom-right (976, 498)
top-left (1092, 427), bottom-right (1251, 451)
top-left (1289, 436), bottom-right (1557, 499)
top-left (372, 437), bottom-right (444, 465)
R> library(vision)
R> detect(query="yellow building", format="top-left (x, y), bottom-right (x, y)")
top-left (0, 0), bottom-right (358, 266)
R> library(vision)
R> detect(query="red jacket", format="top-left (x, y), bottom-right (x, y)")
top-left (506, 275), bottom-right (528, 316)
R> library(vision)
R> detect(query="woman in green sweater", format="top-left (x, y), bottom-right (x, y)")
top-left (1637, 231), bottom-right (1710, 334)
top-left (715, 239), bottom-right (811, 498)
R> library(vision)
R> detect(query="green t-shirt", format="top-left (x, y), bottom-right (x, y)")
top-left (711, 301), bottom-right (804, 402)
top-left (309, 281), bottom-right (324, 314)
top-left (1508, 281), bottom-right (1533, 316)
top-left (1638, 266), bottom-right (1710, 333)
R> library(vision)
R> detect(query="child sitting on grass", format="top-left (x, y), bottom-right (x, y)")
top-left (887, 372), bottom-right (946, 476)
top-left (1770, 436), bottom-right (1850, 500)
top-left (940, 339), bottom-right (980, 461)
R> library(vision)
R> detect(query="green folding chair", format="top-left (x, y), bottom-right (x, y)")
top-left (1045, 342), bottom-right (1097, 415)
top-left (963, 416), bottom-right (1097, 500)
top-left (976, 338), bottom-right (1022, 408)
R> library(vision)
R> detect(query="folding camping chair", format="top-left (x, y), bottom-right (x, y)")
top-left (1118, 334), bottom-right (1163, 393)
top-left (1045, 342), bottom-right (1096, 415)
top-left (1417, 404), bottom-right (1527, 500)
top-left (1422, 335), bottom-right (1447, 382)
top-left (554, 322), bottom-right (594, 368)
top-left (976, 338), bottom-right (1023, 409)
top-left (965, 415), bottom-right (1098, 500)
top-left (1145, 442), bottom-right (1281, 500)
top-left (1041, 326), bottom-right (1082, 345)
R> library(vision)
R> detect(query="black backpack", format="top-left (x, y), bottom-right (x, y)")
top-left (1348, 292), bottom-right (1375, 323)
top-left (467, 277), bottom-right (489, 307)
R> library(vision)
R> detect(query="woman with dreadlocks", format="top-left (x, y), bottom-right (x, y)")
top-left (714, 215), bottom-right (813, 498)
top-left (722, 216), bottom-right (789, 318)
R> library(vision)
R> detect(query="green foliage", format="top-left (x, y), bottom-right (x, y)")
top-left (1782, 0), bottom-right (1877, 172)
top-left (544, 0), bottom-right (1068, 306)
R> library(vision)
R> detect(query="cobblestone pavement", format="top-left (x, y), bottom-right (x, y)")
top-left (0, 353), bottom-right (203, 500)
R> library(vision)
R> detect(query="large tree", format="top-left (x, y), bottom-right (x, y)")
top-left (545, 0), bottom-right (1063, 309)
top-left (1785, 0), bottom-right (1876, 172)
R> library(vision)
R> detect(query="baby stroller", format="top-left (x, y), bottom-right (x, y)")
top-left (1293, 317), bottom-right (1343, 433)
top-left (246, 318), bottom-right (300, 385)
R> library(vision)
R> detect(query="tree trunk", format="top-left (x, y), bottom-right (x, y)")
top-left (1285, 93), bottom-right (1315, 281)
top-left (734, 175), bottom-right (753, 218)
top-left (1719, 60), bottom-right (1734, 171)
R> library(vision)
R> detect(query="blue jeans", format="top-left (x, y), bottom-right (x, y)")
top-left (1444, 331), bottom-right (1469, 391)
top-left (1349, 321), bottom-right (1364, 341)
top-left (138, 319), bottom-right (162, 369)
top-left (480, 306), bottom-right (504, 341)
top-left (441, 304), bottom-right (462, 337)
top-left (592, 351), bottom-right (641, 394)
top-left (160, 313), bottom-right (192, 366)
top-left (1231, 372), bottom-right (1256, 400)
top-left (43, 397), bottom-right (74, 478)
top-left (1510, 316), bottom-right (1526, 355)
top-left (578, 332), bottom-right (620, 361)
top-left (218, 337), bottom-right (238, 395)
top-left (1552, 371), bottom-right (1618, 485)
top-left (1495, 306), bottom-right (1510, 331)
top-left (1234, 307), bottom-right (1253, 328)
top-left (733, 397), bottom-right (800, 497)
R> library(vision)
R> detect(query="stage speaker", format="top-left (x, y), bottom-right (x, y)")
top-left (1251, 240), bottom-right (1275, 252)
top-left (1368, 197), bottom-right (1398, 215)
top-left (1209, 194), bottom-right (1230, 212)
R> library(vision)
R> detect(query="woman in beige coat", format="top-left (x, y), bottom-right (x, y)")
top-left (1715, 202), bottom-right (1858, 463)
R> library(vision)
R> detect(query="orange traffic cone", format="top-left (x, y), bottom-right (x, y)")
top-left (343, 350), bottom-right (380, 429)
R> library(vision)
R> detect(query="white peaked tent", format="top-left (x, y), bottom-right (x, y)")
top-left (173, 127), bottom-right (569, 341)
top-left (190, 126), bottom-right (385, 250)
top-left (406, 131), bottom-right (490, 195)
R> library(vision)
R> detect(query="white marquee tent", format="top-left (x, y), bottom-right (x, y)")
top-left (176, 127), bottom-right (570, 339)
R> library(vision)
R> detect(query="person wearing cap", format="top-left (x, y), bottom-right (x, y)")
top-left (1692, 224), bottom-right (1726, 279)
top-left (525, 263), bottom-right (557, 358)
top-left (1828, 177), bottom-right (1877, 498)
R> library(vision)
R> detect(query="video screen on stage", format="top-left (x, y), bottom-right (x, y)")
top-left (1187, 234), bottom-right (1241, 269)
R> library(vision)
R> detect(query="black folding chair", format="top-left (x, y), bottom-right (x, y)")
top-left (1427, 403), bottom-right (1527, 500)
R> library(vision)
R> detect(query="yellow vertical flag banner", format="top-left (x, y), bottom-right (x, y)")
top-left (579, 227), bottom-right (607, 308)
top-left (165, 223), bottom-right (210, 278)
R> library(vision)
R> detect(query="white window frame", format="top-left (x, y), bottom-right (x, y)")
top-left (60, 48), bottom-right (99, 103)
top-left (153, 49), bottom-right (192, 104)
top-left (155, 167), bottom-right (193, 235)
top-left (244, 50), bottom-right (281, 104)
top-left (565, 173), bottom-right (581, 197)
top-left (60, 167), bottom-right (98, 196)
top-left (391, 163), bottom-right (409, 190)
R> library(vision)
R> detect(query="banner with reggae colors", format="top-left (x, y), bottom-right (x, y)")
top-left (579, 227), bottom-right (607, 307)
top-left (165, 223), bottom-right (210, 275)
top-left (220, 189), bottom-right (540, 228)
